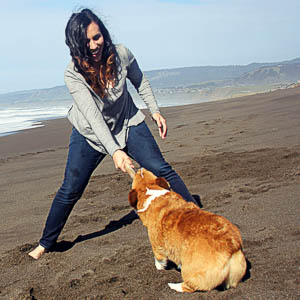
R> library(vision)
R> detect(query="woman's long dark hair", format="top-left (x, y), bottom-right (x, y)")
top-left (65, 8), bottom-right (120, 98)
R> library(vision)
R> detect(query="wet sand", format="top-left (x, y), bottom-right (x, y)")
top-left (0, 87), bottom-right (300, 299)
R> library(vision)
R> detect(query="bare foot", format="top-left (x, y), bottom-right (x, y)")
top-left (28, 245), bottom-right (47, 260)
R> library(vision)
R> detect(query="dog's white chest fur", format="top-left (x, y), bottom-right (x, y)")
top-left (137, 188), bottom-right (169, 212)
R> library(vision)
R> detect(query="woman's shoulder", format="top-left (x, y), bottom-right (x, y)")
top-left (115, 44), bottom-right (134, 65)
top-left (115, 43), bottom-right (128, 54)
top-left (64, 60), bottom-right (86, 83)
top-left (64, 60), bottom-right (75, 75)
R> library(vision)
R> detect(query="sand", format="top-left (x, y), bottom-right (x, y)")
top-left (0, 87), bottom-right (299, 299)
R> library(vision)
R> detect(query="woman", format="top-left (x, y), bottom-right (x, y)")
top-left (29, 8), bottom-right (196, 259)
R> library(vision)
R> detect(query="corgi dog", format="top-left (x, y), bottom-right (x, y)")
top-left (128, 168), bottom-right (246, 293)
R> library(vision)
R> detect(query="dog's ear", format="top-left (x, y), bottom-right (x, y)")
top-left (156, 177), bottom-right (170, 190)
top-left (128, 189), bottom-right (138, 209)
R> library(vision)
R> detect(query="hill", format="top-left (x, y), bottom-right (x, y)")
top-left (1, 57), bottom-right (300, 107)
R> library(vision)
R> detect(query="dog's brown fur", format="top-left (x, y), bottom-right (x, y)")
top-left (128, 168), bottom-right (247, 293)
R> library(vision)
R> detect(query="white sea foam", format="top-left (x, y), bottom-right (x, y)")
top-left (0, 106), bottom-right (69, 136)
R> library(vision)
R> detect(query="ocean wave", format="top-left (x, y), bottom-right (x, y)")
top-left (0, 106), bottom-right (69, 136)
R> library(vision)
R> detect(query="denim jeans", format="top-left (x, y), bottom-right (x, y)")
top-left (39, 121), bottom-right (195, 249)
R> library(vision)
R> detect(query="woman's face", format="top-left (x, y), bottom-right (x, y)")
top-left (86, 22), bottom-right (104, 63)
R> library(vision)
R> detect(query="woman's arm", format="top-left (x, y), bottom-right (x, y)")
top-left (65, 70), bottom-right (121, 156)
top-left (151, 112), bottom-right (167, 139)
top-left (65, 71), bottom-right (135, 171)
top-left (125, 47), bottom-right (167, 138)
top-left (126, 48), bottom-right (160, 115)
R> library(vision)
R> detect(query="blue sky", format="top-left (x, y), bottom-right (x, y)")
top-left (1, 0), bottom-right (299, 93)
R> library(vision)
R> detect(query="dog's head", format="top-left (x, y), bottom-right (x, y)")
top-left (128, 168), bottom-right (170, 211)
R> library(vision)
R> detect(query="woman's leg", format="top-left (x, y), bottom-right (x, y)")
top-left (39, 128), bottom-right (106, 250)
top-left (126, 122), bottom-right (196, 204)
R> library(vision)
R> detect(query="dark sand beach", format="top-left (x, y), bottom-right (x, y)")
top-left (0, 87), bottom-right (300, 299)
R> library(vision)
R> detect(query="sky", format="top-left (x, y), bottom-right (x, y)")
top-left (1, 0), bottom-right (299, 93)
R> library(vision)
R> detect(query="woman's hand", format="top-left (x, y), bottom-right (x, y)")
top-left (112, 150), bottom-right (134, 172)
top-left (152, 113), bottom-right (168, 139)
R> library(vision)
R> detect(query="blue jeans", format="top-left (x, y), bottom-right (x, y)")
top-left (40, 122), bottom-right (195, 249)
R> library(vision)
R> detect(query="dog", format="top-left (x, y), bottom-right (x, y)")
top-left (128, 168), bottom-right (247, 293)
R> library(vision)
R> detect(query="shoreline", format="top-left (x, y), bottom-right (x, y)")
top-left (0, 86), bottom-right (284, 139)
top-left (0, 116), bottom-right (67, 139)
top-left (2, 85), bottom-right (300, 159)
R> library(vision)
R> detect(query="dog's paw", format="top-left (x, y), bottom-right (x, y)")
top-left (168, 282), bottom-right (183, 292)
top-left (155, 257), bottom-right (167, 270)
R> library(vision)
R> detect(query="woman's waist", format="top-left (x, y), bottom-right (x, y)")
top-left (67, 104), bottom-right (144, 134)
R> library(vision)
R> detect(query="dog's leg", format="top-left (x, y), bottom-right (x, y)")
top-left (168, 281), bottom-right (196, 293)
top-left (155, 257), bottom-right (167, 270)
top-left (151, 241), bottom-right (167, 270)
top-left (168, 283), bottom-right (183, 292)
top-left (223, 250), bottom-right (247, 289)
top-left (168, 282), bottom-right (196, 293)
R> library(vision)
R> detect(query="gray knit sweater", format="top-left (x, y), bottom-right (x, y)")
top-left (64, 44), bottom-right (160, 156)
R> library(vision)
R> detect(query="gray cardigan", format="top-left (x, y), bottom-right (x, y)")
top-left (64, 44), bottom-right (160, 156)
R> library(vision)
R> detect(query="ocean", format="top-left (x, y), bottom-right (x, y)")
top-left (0, 105), bottom-right (71, 137)
top-left (0, 94), bottom-right (205, 138)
